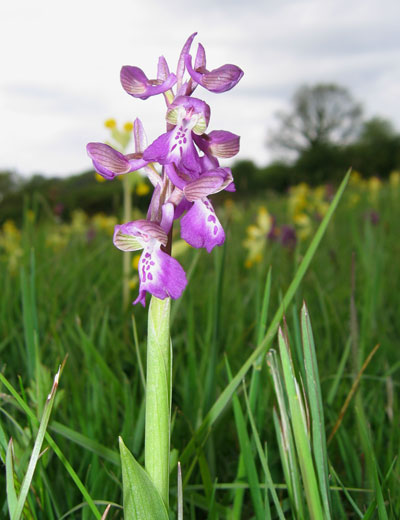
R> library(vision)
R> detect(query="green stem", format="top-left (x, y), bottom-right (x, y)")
top-left (145, 296), bottom-right (172, 507)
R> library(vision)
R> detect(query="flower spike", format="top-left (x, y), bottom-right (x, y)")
top-left (87, 33), bottom-right (242, 305)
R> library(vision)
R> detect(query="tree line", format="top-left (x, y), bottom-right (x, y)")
top-left (1, 83), bottom-right (400, 222)
top-left (233, 83), bottom-right (400, 193)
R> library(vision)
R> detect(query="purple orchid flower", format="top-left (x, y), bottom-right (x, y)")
top-left (113, 218), bottom-right (187, 306)
top-left (87, 33), bottom-right (243, 305)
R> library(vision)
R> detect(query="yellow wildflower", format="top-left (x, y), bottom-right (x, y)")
top-left (389, 170), bottom-right (400, 188)
top-left (293, 212), bottom-right (312, 241)
top-left (0, 220), bottom-right (23, 274)
top-left (243, 206), bottom-right (273, 267)
top-left (45, 229), bottom-right (69, 252)
top-left (95, 172), bottom-right (106, 183)
top-left (104, 118), bottom-right (117, 129)
top-left (368, 176), bottom-right (382, 204)
top-left (91, 213), bottom-right (118, 236)
top-left (136, 181), bottom-right (150, 196)
top-left (70, 210), bottom-right (88, 234)
top-left (123, 121), bottom-right (134, 132)
top-left (349, 170), bottom-right (364, 187)
top-left (129, 275), bottom-right (139, 290)
top-left (347, 192), bottom-right (360, 208)
top-left (132, 254), bottom-right (141, 270)
top-left (288, 183), bottom-right (310, 216)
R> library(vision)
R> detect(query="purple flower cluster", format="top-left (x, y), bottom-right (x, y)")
top-left (87, 33), bottom-right (243, 306)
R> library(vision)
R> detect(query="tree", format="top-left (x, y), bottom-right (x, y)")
top-left (269, 83), bottom-right (363, 155)
top-left (346, 117), bottom-right (400, 177)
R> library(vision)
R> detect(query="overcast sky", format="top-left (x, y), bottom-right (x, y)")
top-left (1, 0), bottom-right (399, 178)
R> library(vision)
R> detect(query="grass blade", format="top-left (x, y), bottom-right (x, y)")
top-left (49, 421), bottom-right (120, 466)
top-left (268, 350), bottom-right (305, 517)
top-left (6, 438), bottom-right (18, 519)
top-left (301, 302), bottom-right (331, 518)
top-left (12, 367), bottom-right (60, 520)
top-left (278, 327), bottom-right (324, 520)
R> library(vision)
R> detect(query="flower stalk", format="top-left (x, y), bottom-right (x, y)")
top-left (145, 295), bottom-right (172, 507)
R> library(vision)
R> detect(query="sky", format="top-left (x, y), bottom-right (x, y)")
top-left (1, 0), bottom-right (399, 178)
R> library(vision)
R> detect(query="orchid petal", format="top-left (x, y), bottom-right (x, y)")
top-left (120, 66), bottom-right (176, 100)
top-left (201, 64), bottom-right (244, 93)
top-left (176, 32), bottom-right (197, 91)
top-left (157, 56), bottom-right (170, 81)
top-left (134, 247), bottom-right (187, 306)
top-left (183, 168), bottom-right (233, 201)
top-left (181, 199), bottom-right (225, 252)
top-left (194, 130), bottom-right (240, 158)
top-left (91, 161), bottom-right (116, 180)
top-left (200, 153), bottom-right (220, 171)
top-left (164, 164), bottom-right (191, 190)
top-left (208, 130), bottom-right (240, 157)
top-left (174, 198), bottom-right (192, 220)
top-left (147, 184), bottom-right (162, 221)
top-left (113, 220), bottom-right (168, 252)
top-left (87, 143), bottom-right (131, 179)
top-left (144, 127), bottom-right (201, 177)
top-left (166, 96), bottom-right (210, 135)
top-left (185, 56), bottom-right (243, 93)
top-left (160, 202), bottom-right (175, 233)
top-left (133, 118), bottom-right (147, 153)
top-left (183, 55), bottom-right (203, 85)
top-left (124, 153), bottom-right (149, 172)
top-left (194, 43), bottom-right (206, 70)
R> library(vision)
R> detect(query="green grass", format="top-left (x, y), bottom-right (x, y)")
top-left (1, 177), bottom-right (400, 518)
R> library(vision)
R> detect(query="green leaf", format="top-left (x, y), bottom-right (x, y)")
top-left (278, 328), bottom-right (324, 520)
top-left (12, 367), bottom-right (60, 520)
top-left (119, 437), bottom-right (169, 520)
top-left (6, 439), bottom-right (17, 519)
top-left (301, 303), bottom-right (331, 518)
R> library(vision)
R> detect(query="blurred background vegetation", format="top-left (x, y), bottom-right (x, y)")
top-left (1, 83), bottom-right (399, 225)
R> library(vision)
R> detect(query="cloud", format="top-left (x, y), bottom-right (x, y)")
top-left (1, 0), bottom-right (400, 175)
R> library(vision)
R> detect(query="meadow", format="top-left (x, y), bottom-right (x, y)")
top-left (1, 171), bottom-right (400, 518)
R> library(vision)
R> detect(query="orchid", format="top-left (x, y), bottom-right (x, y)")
top-left (87, 32), bottom-right (243, 307)
top-left (113, 218), bottom-right (187, 306)
top-left (86, 38), bottom-right (242, 514)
